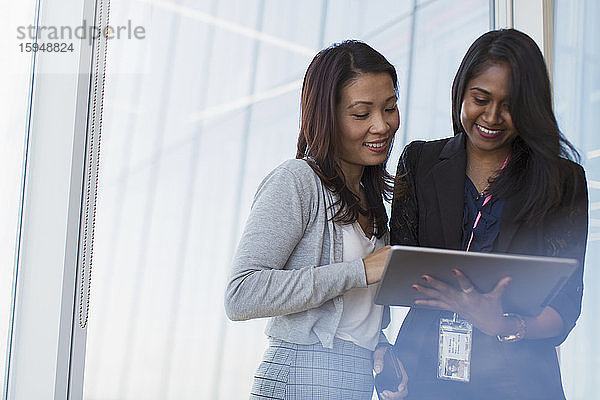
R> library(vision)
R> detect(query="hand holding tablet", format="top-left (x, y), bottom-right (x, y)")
top-left (374, 245), bottom-right (578, 317)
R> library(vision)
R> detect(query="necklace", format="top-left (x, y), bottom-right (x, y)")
top-left (468, 154), bottom-right (510, 201)
top-left (473, 187), bottom-right (487, 201)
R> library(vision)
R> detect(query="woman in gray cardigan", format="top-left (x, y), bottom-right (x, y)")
top-left (225, 40), bottom-right (406, 399)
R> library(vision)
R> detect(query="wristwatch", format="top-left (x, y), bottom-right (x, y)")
top-left (497, 313), bottom-right (527, 343)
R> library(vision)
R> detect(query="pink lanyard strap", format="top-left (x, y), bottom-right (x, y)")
top-left (465, 155), bottom-right (510, 252)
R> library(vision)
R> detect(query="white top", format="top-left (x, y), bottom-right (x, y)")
top-left (335, 221), bottom-right (386, 351)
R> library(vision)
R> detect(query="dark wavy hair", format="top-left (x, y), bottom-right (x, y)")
top-left (296, 40), bottom-right (398, 238)
top-left (451, 28), bottom-right (580, 222)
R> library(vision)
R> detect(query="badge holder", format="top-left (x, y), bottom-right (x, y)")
top-left (437, 313), bottom-right (472, 382)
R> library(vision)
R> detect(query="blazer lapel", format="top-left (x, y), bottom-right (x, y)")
top-left (430, 134), bottom-right (466, 250)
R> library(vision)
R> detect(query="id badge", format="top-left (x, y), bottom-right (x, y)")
top-left (437, 316), bottom-right (472, 382)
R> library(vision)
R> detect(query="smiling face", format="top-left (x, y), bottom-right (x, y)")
top-left (336, 72), bottom-right (399, 182)
top-left (460, 62), bottom-right (518, 158)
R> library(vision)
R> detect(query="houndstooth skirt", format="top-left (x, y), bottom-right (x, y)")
top-left (250, 337), bottom-right (375, 400)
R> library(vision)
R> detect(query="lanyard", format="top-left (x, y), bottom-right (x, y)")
top-left (465, 155), bottom-right (510, 252)
top-left (440, 155), bottom-right (511, 383)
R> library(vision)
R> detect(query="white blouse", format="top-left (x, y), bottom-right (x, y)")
top-left (335, 221), bottom-right (386, 351)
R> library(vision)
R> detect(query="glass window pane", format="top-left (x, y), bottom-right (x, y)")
top-left (553, 1), bottom-right (600, 398)
top-left (402, 0), bottom-right (489, 143)
top-left (83, 1), bottom-right (489, 399)
top-left (0, 1), bottom-right (36, 387)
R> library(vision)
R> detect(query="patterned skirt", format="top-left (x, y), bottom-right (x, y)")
top-left (250, 337), bottom-right (374, 400)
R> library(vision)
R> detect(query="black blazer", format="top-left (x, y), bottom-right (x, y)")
top-left (389, 133), bottom-right (588, 399)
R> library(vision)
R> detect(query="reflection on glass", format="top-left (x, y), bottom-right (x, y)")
top-left (83, 1), bottom-right (488, 399)
top-left (0, 1), bottom-right (35, 388)
top-left (554, 0), bottom-right (600, 399)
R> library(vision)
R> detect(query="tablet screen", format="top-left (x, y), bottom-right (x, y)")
top-left (374, 245), bottom-right (577, 316)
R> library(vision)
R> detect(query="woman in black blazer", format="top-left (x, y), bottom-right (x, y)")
top-left (381, 29), bottom-right (588, 399)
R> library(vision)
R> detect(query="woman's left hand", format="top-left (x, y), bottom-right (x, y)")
top-left (413, 269), bottom-right (512, 336)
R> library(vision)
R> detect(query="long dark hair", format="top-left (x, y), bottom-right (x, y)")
top-left (451, 28), bottom-right (580, 222)
top-left (296, 40), bottom-right (398, 238)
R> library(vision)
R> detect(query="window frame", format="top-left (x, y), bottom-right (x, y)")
top-left (4, 0), bottom-right (108, 398)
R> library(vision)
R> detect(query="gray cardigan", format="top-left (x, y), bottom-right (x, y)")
top-left (225, 159), bottom-right (388, 348)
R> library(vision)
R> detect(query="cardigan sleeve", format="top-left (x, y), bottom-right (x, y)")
top-left (546, 163), bottom-right (589, 345)
top-left (224, 162), bottom-right (367, 321)
top-left (390, 141), bottom-right (423, 246)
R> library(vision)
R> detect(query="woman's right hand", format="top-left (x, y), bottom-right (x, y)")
top-left (413, 268), bottom-right (512, 336)
top-left (363, 245), bottom-right (391, 285)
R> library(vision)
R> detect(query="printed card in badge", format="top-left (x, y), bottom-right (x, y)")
top-left (438, 317), bottom-right (472, 382)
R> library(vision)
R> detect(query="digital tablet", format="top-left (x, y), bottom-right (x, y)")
top-left (374, 245), bottom-right (578, 316)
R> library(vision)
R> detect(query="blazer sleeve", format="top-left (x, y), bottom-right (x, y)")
top-left (546, 163), bottom-right (589, 345)
top-left (224, 163), bottom-right (367, 321)
top-left (390, 141), bottom-right (424, 246)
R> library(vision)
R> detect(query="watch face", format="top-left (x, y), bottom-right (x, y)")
top-left (497, 313), bottom-right (526, 342)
